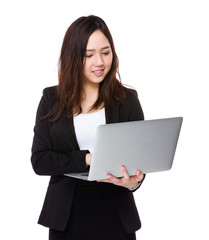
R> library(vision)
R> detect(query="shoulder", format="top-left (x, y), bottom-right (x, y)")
top-left (36, 86), bottom-right (57, 116)
top-left (119, 86), bottom-right (144, 121)
top-left (42, 85), bottom-right (57, 105)
top-left (43, 85), bottom-right (57, 97)
top-left (123, 87), bottom-right (139, 105)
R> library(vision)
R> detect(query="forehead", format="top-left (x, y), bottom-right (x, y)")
top-left (86, 30), bottom-right (110, 50)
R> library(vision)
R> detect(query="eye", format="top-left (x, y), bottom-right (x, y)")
top-left (85, 55), bottom-right (93, 58)
top-left (103, 51), bottom-right (111, 55)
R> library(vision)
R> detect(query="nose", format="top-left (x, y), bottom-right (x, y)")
top-left (95, 54), bottom-right (104, 66)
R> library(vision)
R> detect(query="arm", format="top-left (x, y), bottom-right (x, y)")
top-left (31, 88), bottom-right (89, 176)
top-left (128, 173), bottom-right (146, 192)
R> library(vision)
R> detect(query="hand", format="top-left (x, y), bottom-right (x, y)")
top-left (85, 153), bottom-right (92, 166)
top-left (97, 166), bottom-right (144, 189)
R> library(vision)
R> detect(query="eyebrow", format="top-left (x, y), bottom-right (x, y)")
top-left (86, 46), bottom-right (111, 52)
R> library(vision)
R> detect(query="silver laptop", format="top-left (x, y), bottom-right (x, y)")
top-left (65, 117), bottom-right (183, 181)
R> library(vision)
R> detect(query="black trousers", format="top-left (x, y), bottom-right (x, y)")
top-left (49, 180), bottom-right (136, 240)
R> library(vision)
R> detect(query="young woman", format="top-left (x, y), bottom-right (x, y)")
top-left (31, 15), bottom-right (145, 240)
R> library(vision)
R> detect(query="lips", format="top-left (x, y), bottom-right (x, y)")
top-left (92, 69), bottom-right (104, 73)
top-left (92, 69), bottom-right (104, 76)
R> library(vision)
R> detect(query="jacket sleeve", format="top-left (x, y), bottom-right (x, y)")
top-left (31, 88), bottom-right (89, 176)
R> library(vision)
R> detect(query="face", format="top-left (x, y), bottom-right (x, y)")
top-left (83, 30), bottom-right (113, 86)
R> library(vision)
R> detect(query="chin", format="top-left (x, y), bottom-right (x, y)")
top-left (84, 75), bottom-right (106, 85)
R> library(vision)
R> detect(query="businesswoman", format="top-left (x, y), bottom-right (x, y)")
top-left (31, 15), bottom-right (145, 240)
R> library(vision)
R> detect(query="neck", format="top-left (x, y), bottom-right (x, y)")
top-left (82, 81), bottom-right (99, 101)
top-left (81, 81), bottom-right (100, 113)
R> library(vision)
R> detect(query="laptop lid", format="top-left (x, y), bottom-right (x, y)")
top-left (87, 117), bottom-right (183, 181)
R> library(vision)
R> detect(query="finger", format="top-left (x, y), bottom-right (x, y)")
top-left (105, 174), bottom-right (124, 186)
top-left (137, 170), bottom-right (143, 175)
top-left (97, 174), bottom-right (117, 183)
top-left (121, 166), bottom-right (129, 180)
top-left (97, 179), bottom-right (111, 183)
top-left (136, 170), bottom-right (144, 181)
top-left (107, 174), bottom-right (120, 183)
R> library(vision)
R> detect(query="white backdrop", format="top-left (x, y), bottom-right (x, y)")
top-left (7, 0), bottom-right (209, 239)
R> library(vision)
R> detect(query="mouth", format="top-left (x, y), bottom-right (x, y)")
top-left (92, 69), bottom-right (105, 76)
top-left (92, 69), bottom-right (104, 73)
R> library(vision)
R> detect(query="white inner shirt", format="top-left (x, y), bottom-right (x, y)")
top-left (73, 108), bottom-right (106, 153)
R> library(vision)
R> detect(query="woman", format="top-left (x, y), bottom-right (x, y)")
top-left (31, 15), bottom-right (145, 240)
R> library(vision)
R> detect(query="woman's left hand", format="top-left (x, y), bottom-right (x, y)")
top-left (97, 166), bottom-right (144, 189)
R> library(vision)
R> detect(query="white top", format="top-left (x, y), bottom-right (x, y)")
top-left (73, 108), bottom-right (106, 153)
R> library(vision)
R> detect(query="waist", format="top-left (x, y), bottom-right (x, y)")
top-left (75, 179), bottom-right (114, 202)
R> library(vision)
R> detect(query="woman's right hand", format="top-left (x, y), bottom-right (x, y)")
top-left (85, 153), bottom-right (92, 166)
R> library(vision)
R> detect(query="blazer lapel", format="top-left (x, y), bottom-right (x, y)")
top-left (69, 117), bottom-right (80, 150)
top-left (51, 111), bottom-right (80, 151)
top-left (105, 99), bottom-right (120, 124)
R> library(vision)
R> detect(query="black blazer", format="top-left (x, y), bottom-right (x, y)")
top-left (31, 86), bottom-right (145, 234)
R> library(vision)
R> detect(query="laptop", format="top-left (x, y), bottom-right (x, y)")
top-left (65, 117), bottom-right (183, 181)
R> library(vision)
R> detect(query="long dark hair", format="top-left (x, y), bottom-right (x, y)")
top-left (44, 15), bottom-right (128, 122)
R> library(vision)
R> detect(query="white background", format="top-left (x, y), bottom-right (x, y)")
top-left (3, 0), bottom-right (208, 239)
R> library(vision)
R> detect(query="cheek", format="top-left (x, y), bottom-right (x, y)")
top-left (83, 62), bottom-right (91, 74)
top-left (106, 56), bottom-right (113, 69)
